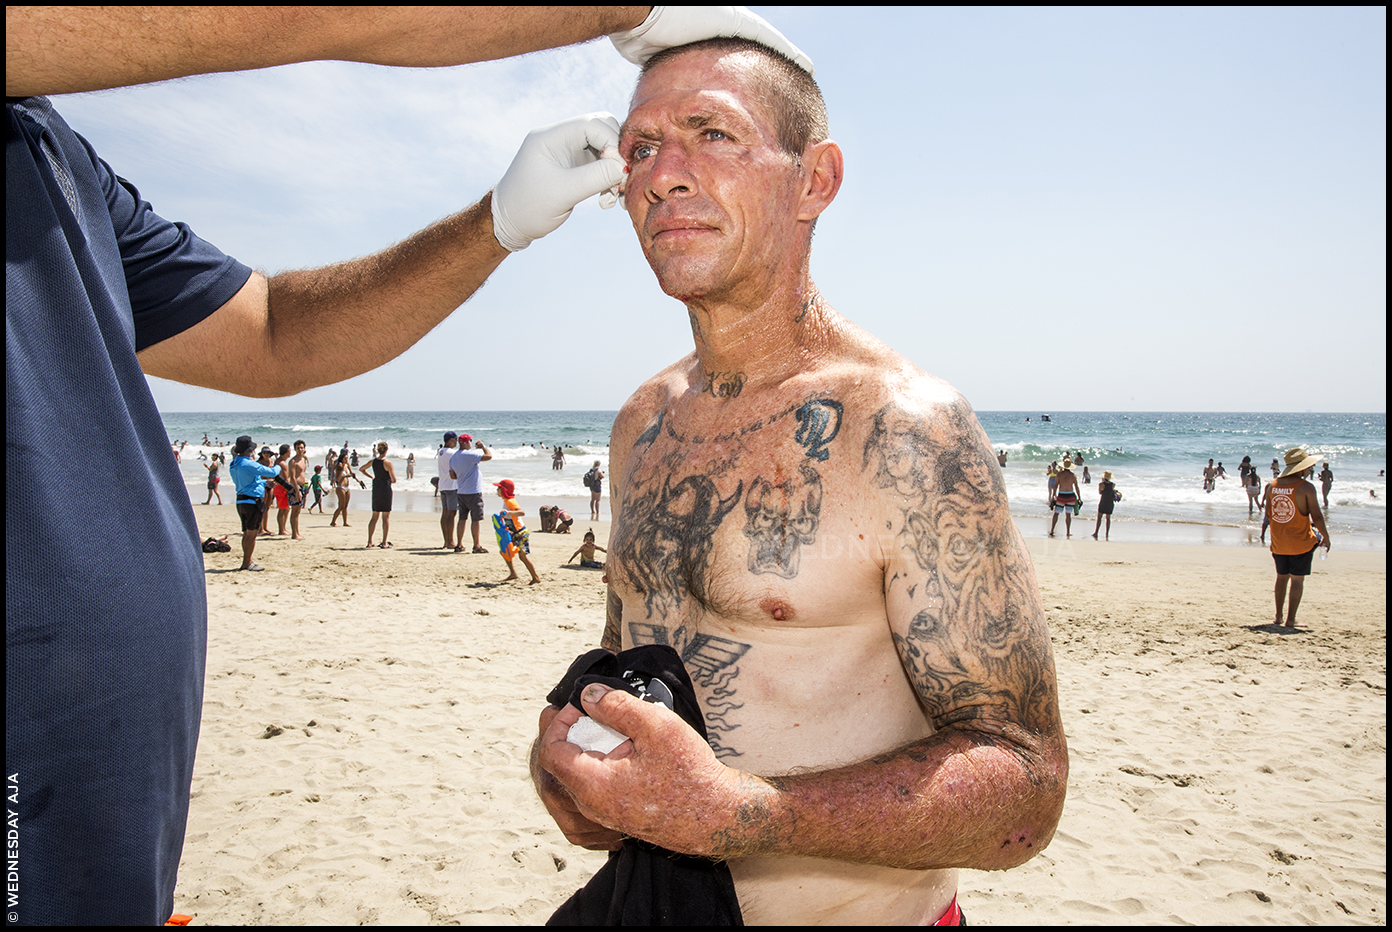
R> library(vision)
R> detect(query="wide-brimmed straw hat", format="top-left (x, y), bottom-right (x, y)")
top-left (1278, 447), bottom-right (1321, 478)
top-left (1102, 470), bottom-right (1114, 481)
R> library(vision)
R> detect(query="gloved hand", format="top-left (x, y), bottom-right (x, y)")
top-left (491, 112), bottom-right (627, 252)
top-left (609, 6), bottom-right (814, 75)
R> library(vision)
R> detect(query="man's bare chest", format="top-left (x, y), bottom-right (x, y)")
top-left (609, 398), bottom-right (877, 621)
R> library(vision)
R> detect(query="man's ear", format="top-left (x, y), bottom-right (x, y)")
top-left (796, 139), bottom-right (844, 222)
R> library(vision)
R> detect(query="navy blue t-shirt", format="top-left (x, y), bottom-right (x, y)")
top-left (6, 97), bottom-right (252, 925)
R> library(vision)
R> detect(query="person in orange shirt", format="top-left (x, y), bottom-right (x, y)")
top-left (494, 479), bottom-right (541, 585)
top-left (1266, 447), bottom-right (1332, 628)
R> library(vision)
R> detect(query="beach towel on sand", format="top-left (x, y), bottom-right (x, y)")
top-left (545, 646), bottom-right (743, 926)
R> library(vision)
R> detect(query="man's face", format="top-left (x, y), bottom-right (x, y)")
top-left (294, 442), bottom-right (305, 455)
top-left (620, 49), bottom-right (808, 302)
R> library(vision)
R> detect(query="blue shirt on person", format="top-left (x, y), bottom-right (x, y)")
top-left (6, 96), bottom-right (252, 925)
top-left (230, 455), bottom-right (282, 502)
top-left (449, 448), bottom-right (486, 494)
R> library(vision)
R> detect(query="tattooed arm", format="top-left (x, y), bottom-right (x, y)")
top-left (730, 397), bottom-right (1068, 870)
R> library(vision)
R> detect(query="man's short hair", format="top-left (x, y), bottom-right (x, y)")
top-left (638, 37), bottom-right (828, 164)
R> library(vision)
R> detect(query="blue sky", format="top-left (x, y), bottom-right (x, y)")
top-left (51, 6), bottom-right (1386, 412)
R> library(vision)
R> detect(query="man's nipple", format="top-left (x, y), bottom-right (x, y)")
top-left (760, 597), bottom-right (795, 622)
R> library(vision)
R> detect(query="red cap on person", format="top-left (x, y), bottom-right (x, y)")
top-left (493, 479), bottom-right (515, 498)
top-left (460, 434), bottom-right (473, 442)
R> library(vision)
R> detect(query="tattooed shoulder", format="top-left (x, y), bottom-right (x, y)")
top-left (863, 394), bottom-right (1061, 776)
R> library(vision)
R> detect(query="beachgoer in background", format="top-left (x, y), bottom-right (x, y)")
top-left (1203, 459), bottom-right (1217, 493)
top-left (1046, 460), bottom-right (1059, 505)
top-left (202, 457), bottom-right (222, 505)
top-left (1082, 464), bottom-right (1090, 484)
top-left (1049, 457), bottom-right (1082, 538)
top-left (1259, 476), bottom-right (1274, 543)
top-left (287, 440), bottom-right (309, 540)
top-left (1244, 466), bottom-right (1263, 517)
top-left (257, 447), bottom-right (276, 534)
top-left (310, 465), bottom-right (328, 514)
top-left (585, 460), bottom-right (605, 520)
top-left (406, 452), bottom-right (415, 479)
top-left (229, 436), bottom-right (282, 571)
top-left (1271, 458), bottom-right (1281, 478)
top-left (437, 431), bottom-right (459, 549)
top-left (1238, 455), bottom-right (1254, 483)
top-left (450, 435), bottom-right (492, 553)
top-left (1092, 470), bottom-right (1118, 540)
top-left (494, 479), bottom-right (540, 584)
top-left (1318, 462), bottom-right (1333, 508)
top-left (1074, 450), bottom-right (1084, 466)
top-left (567, 529), bottom-right (607, 568)
top-left (271, 444), bottom-right (296, 536)
top-left (555, 508), bottom-right (574, 534)
top-left (1216, 462), bottom-right (1228, 480)
top-left (1267, 447), bottom-right (1331, 628)
top-left (330, 452), bottom-right (363, 528)
top-left (997, 449), bottom-right (1007, 467)
top-left (553, 445), bottom-right (566, 470)
top-left (350, 449), bottom-right (359, 468)
top-left (360, 441), bottom-right (396, 548)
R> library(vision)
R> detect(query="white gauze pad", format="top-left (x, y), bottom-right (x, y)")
top-left (567, 715), bottom-right (630, 754)
top-left (597, 145), bottom-right (627, 210)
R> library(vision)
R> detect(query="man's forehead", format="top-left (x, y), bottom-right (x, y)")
top-left (624, 49), bottom-right (768, 132)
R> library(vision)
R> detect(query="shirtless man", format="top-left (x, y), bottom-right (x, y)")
top-left (534, 38), bottom-right (1067, 925)
top-left (287, 439), bottom-right (309, 540)
top-left (1049, 457), bottom-right (1082, 538)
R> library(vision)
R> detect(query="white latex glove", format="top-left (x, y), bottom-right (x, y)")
top-left (491, 112), bottom-right (626, 252)
top-left (609, 6), bottom-right (814, 75)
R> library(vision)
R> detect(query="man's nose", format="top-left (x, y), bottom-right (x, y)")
top-left (643, 141), bottom-right (698, 201)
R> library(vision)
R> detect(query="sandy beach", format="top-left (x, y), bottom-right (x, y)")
top-left (176, 503), bottom-right (1385, 925)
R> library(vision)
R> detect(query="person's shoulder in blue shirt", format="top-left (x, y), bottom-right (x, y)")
top-left (229, 455), bottom-right (281, 501)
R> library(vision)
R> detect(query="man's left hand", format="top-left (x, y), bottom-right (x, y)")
top-left (538, 684), bottom-right (770, 857)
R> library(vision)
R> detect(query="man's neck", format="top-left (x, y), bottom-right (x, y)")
top-left (683, 276), bottom-right (835, 396)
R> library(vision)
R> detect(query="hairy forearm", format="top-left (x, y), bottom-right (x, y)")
top-left (715, 726), bottom-right (1067, 872)
top-left (262, 194), bottom-right (508, 395)
top-left (7, 6), bottom-right (650, 96)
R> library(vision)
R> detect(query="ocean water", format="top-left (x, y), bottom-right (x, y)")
top-left (161, 410), bottom-right (1386, 549)
top-left (979, 412), bottom-right (1384, 549)
top-left (162, 410), bottom-right (616, 504)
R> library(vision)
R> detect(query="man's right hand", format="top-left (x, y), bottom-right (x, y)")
top-left (532, 705), bottom-right (625, 850)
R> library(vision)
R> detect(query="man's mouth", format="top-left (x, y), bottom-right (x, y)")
top-left (649, 221), bottom-right (719, 244)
